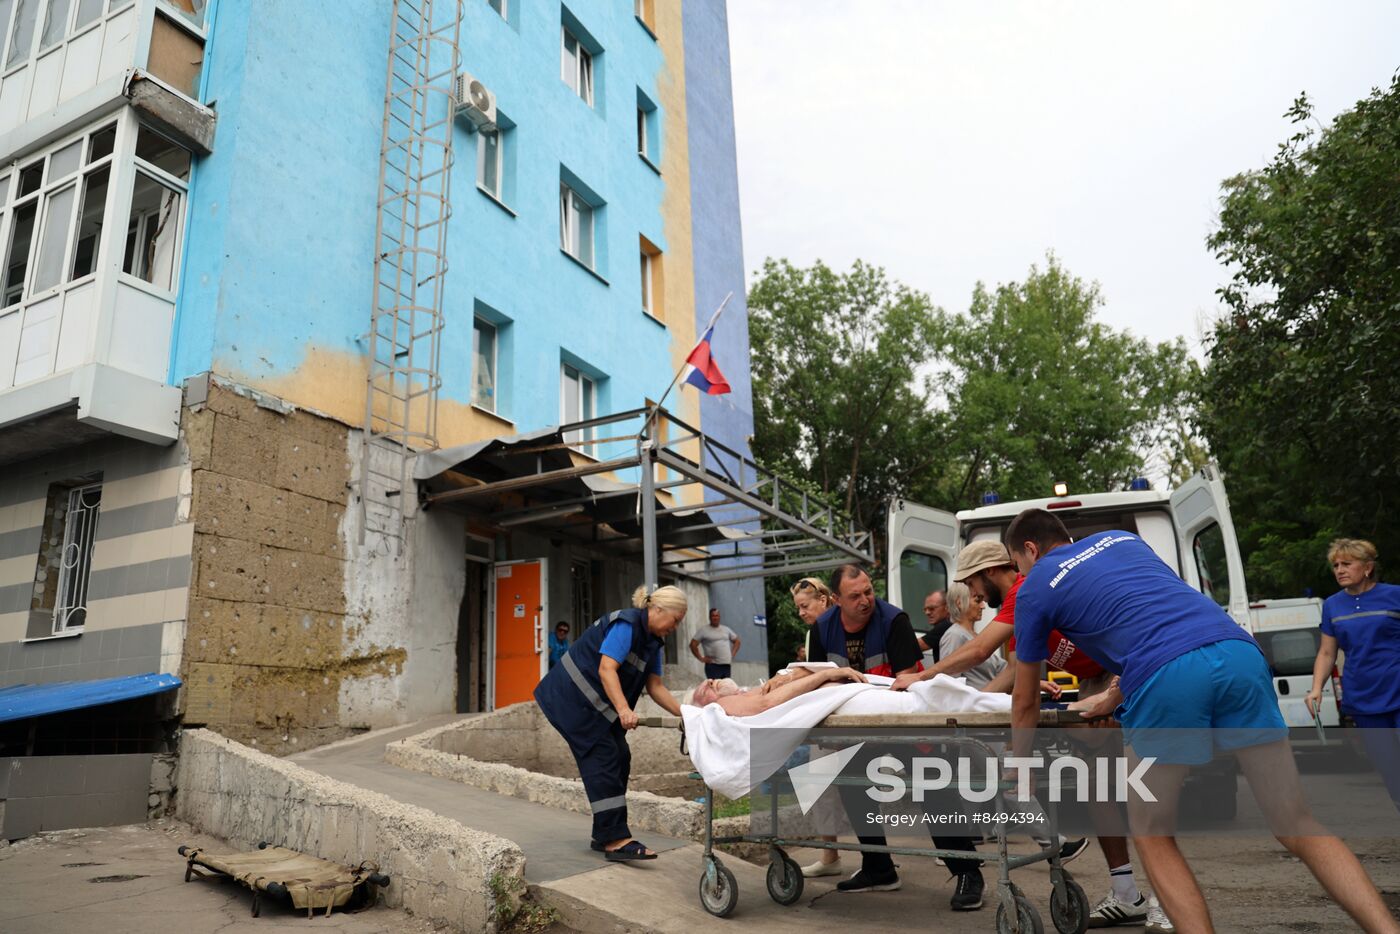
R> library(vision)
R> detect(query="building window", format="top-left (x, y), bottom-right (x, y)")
top-left (1, 120), bottom-right (119, 310)
top-left (559, 183), bottom-right (594, 268)
top-left (3, 0), bottom-right (167, 76)
top-left (473, 317), bottom-right (498, 412)
top-left (120, 127), bottom-right (191, 292)
top-left (28, 477), bottom-right (102, 637)
top-left (634, 0), bottom-right (655, 32)
top-left (487, 0), bottom-right (506, 19)
top-left (560, 26), bottom-right (593, 105)
top-left (561, 363), bottom-right (595, 445)
top-left (636, 90), bottom-right (660, 168)
top-left (639, 234), bottom-right (663, 321)
top-left (1192, 523), bottom-right (1230, 608)
top-left (478, 126), bottom-right (503, 199)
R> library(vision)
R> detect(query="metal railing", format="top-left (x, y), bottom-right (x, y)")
top-left (421, 405), bottom-right (872, 584)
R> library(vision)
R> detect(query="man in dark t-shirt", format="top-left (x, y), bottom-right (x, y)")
top-left (807, 566), bottom-right (985, 912)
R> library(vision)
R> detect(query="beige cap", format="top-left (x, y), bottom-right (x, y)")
top-left (951, 540), bottom-right (1014, 582)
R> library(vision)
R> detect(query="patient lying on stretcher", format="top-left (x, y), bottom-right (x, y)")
top-left (689, 666), bottom-right (868, 716)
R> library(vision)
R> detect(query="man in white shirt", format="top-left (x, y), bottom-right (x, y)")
top-left (690, 608), bottom-right (740, 679)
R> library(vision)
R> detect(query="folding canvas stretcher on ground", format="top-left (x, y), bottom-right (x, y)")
top-left (642, 708), bottom-right (1089, 934)
top-left (177, 841), bottom-right (391, 918)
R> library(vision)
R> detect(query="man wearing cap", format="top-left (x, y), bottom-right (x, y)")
top-left (892, 541), bottom-right (1168, 929)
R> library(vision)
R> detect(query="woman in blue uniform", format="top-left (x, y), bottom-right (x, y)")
top-left (1307, 539), bottom-right (1400, 812)
top-left (534, 584), bottom-right (687, 860)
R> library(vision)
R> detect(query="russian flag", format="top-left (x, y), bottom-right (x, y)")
top-left (682, 327), bottom-right (731, 395)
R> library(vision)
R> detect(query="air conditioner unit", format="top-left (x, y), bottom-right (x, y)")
top-left (454, 71), bottom-right (498, 133)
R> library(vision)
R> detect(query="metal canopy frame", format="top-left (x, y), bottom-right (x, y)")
top-left (418, 405), bottom-right (872, 585)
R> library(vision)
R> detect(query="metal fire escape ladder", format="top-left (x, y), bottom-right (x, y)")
top-left (360, 0), bottom-right (463, 554)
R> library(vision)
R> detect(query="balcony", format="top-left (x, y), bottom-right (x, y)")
top-left (0, 0), bottom-right (207, 156)
top-left (0, 106), bottom-right (190, 461)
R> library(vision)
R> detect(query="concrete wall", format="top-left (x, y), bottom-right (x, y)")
top-left (0, 435), bottom-right (192, 685)
top-left (387, 712), bottom-right (704, 842)
top-left (176, 728), bottom-right (527, 932)
top-left (182, 377), bottom-right (385, 752)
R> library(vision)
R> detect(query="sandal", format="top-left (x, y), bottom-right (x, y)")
top-left (604, 840), bottom-right (657, 861)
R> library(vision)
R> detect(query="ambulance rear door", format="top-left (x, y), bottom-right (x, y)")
top-left (886, 498), bottom-right (959, 615)
top-left (1169, 465), bottom-right (1250, 629)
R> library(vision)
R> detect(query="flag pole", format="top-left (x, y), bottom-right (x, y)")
top-left (644, 291), bottom-right (732, 436)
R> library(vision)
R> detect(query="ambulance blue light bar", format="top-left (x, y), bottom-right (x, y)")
top-left (982, 492), bottom-right (1000, 505)
top-left (1129, 477), bottom-right (1150, 491)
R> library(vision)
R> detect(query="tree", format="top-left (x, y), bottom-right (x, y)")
top-left (747, 258), bottom-right (943, 540)
top-left (1202, 73), bottom-right (1400, 595)
top-left (926, 255), bottom-right (1198, 508)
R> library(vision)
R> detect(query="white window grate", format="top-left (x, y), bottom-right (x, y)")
top-left (53, 481), bottom-right (101, 632)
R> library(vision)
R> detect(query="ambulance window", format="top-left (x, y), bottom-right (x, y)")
top-left (899, 549), bottom-right (947, 616)
top-left (1193, 523), bottom-right (1230, 608)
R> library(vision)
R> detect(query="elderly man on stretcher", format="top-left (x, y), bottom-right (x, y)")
top-left (690, 663), bottom-right (869, 713)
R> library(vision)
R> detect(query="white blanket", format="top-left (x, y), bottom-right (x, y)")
top-left (681, 675), bottom-right (1012, 799)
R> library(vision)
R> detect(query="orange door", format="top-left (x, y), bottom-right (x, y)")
top-left (493, 560), bottom-right (546, 708)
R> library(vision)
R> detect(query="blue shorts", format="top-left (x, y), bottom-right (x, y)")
top-left (1119, 639), bottom-right (1287, 765)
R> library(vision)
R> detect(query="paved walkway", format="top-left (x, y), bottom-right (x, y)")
top-left (287, 715), bottom-right (690, 884)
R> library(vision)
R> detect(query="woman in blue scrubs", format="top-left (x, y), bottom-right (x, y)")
top-left (1307, 539), bottom-right (1400, 811)
top-left (534, 585), bottom-right (686, 860)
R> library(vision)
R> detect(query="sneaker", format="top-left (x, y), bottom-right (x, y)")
top-left (950, 870), bottom-right (985, 911)
top-left (801, 858), bottom-right (843, 878)
top-left (1057, 837), bottom-right (1091, 864)
top-left (1087, 892), bottom-right (1148, 927)
top-left (836, 867), bottom-right (901, 892)
top-left (1145, 897), bottom-right (1174, 933)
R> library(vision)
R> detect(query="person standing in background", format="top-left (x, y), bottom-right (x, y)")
top-left (548, 621), bottom-right (571, 670)
top-left (790, 577), bottom-right (835, 662)
top-left (690, 608), bottom-right (740, 679)
top-left (1307, 538), bottom-right (1400, 812)
top-left (918, 588), bottom-right (953, 660)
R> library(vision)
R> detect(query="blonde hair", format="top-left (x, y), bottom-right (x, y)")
top-left (947, 581), bottom-right (972, 622)
top-left (1327, 538), bottom-right (1379, 576)
top-left (632, 584), bottom-right (688, 617)
top-left (789, 577), bottom-right (834, 601)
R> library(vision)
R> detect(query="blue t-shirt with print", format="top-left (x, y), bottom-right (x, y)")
top-left (1015, 531), bottom-right (1256, 699)
top-left (599, 620), bottom-right (663, 677)
top-left (1320, 582), bottom-right (1400, 715)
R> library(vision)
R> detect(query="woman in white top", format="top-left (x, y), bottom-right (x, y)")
top-left (938, 582), bottom-right (1005, 690)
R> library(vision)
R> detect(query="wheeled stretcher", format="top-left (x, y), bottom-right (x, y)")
top-left (641, 708), bottom-right (1089, 934)
top-left (177, 841), bottom-right (391, 918)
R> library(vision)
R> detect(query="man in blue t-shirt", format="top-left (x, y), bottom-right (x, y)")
top-left (1004, 508), bottom-right (1397, 934)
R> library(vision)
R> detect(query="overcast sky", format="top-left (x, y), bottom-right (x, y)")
top-left (727, 1), bottom-right (1400, 354)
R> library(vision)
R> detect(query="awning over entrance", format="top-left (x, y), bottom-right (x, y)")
top-left (414, 407), bottom-right (871, 584)
top-left (0, 673), bottom-right (181, 723)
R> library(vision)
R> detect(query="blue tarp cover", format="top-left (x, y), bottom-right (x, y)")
top-left (0, 673), bottom-right (181, 723)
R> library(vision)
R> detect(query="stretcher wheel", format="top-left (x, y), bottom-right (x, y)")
top-left (996, 895), bottom-right (1044, 934)
top-left (1049, 878), bottom-right (1089, 934)
top-left (699, 860), bottom-right (738, 917)
top-left (765, 855), bottom-right (803, 905)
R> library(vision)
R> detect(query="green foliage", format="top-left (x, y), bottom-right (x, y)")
top-left (1202, 73), bottom-right (1400, 594)
top-left (764, 576), bottom-right (807, 673)
top-left (926, 255), bottom-right (1199, 508)
top-left (747, 258), bottom-right (944, 537)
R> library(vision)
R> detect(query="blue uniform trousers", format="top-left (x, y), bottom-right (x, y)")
top-left (558, 718), bottom-right (634, 843)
